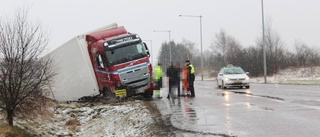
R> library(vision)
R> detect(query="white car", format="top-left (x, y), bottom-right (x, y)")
top-left (217, 65), bottom-right (250, 89)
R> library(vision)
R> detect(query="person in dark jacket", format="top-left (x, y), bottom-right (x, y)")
top-left (166, 62), bottom-right (181, 98)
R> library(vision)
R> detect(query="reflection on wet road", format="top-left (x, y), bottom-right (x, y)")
top-left (170, 97), bottom-right (198, 128)
top-left (153, 80), bottom-right (320, 137)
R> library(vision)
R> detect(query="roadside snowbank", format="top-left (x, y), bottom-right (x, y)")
top-left (251, 66), bottom-right (320, 84)
top-left (197, 66), bottom-right (320, 85)
top-left (0, 100), bottom-right (165, 137)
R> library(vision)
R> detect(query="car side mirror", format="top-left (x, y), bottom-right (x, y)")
top-left (246, 72), bottom-right (249, 75)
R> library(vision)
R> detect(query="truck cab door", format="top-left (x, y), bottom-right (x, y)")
top-left (95, 54), bottom-right (110, 87)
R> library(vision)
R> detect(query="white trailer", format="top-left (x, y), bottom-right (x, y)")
top-left (45, 23), bottom-right (118, 101)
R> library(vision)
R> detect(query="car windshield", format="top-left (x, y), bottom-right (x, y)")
top-left (106, 42), bottom-right (148, 65)
top-left (223, 67), bottom-right (245, 75)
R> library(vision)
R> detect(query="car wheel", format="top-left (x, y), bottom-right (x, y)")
top-left (217, 80), bottom-right (221, 88)
top-left (245, 86), bottom-right (250, 89)
top-left (222, 81), bottom-right (226, 89)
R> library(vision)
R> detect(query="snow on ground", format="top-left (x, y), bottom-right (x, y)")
top-left (198, 66), bottom-right (320, 85)
top-left (251, 66), bottom-right (320, 84)
top-left (0, 66), bottom-right (319, 137)
top-left (0, 100), bottom-right (167, 137)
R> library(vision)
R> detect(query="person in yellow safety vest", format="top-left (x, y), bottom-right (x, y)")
top-left (185, 60), bottom-right (195, 97)
top-left (154, 63), bottom-right (163, 98)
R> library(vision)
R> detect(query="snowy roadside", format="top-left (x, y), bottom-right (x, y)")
top-left (1, 66), bottom-right (319, 137)
top-left (197, 66), bottom-right (320, 85)
top-left (250, 66), bottom-right (320, 85)
top-left (0, 99), bottom-right (171, 137)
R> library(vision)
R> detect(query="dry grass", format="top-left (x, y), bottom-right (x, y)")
top-left (64, 118), bottom-right (80, 132)
top-left (15, 97), bottom-right (56, 119)
top-left (0, 123), bottom-right (32, 137)
top-left (0, 97), bottom-right (57, 137)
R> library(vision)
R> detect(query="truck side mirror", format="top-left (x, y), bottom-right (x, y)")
top-left (143, 42), bottom-right (150, 57)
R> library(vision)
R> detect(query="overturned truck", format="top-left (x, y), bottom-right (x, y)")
top-left (46, 23), bottom-right (154, 101)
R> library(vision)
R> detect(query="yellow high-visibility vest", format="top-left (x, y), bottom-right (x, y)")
top-left (155, 65), bottom-right (163, 80)
top-left (189, 64), bottom-right (195, 74)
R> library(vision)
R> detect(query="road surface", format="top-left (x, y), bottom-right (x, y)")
top-left (153, 80), bottom-right (320, 137)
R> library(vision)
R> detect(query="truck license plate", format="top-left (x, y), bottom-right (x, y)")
top-left (115, 89), bottom-right (127, 97)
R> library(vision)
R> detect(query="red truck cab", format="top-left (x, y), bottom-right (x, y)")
top-left (86, 26), bottom-right (153, 98)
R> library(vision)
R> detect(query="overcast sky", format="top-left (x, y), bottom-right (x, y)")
top-left (1, 0), bottom-right (320, 63)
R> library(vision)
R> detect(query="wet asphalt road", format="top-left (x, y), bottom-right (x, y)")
top-left (152, 80), bottom-right (320, 137)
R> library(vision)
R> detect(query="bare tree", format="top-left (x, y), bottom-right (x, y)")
top-left (225, 36), bottom-right (243, 65)
top-left (0, 8), bottom-right (55, 126)
top-left (294, 40), bottom-right (320, 67)
top-left (210, 29), bottom-right (228, 65)
top-left (256, 18), bottom-right (286, 75)
top-left (210, 29), bottom-right (243, 67)
top-left (181, 39), bottom-right (198, 61)
top-left (294, 40), bottom-right (310, 67)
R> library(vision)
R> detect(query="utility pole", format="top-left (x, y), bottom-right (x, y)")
top-left (179, 15), bottom-right (204, 80)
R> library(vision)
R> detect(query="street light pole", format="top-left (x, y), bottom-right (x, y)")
top-left (153, 30), bottom-right (172, 62)
top-left (261, 0), bottom-right (267, 83)
top-left (179, 14), bottom-right (204, 81)
top-left (144, 40), bottom-right (153, 65)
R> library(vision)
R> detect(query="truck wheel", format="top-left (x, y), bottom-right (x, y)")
top-left (144, 91), bottom-right (153, 98)
top-left (117, 85), bottom-right (135, 97)
top-left (103, 87), bottom-right (115, 98)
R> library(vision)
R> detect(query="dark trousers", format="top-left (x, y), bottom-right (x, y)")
top-left (188, 74), bottom-right (195, 96)
top-left (156, 78), bottom-right (162, 90)
top-left (168, 81), bottom-right (180, 97)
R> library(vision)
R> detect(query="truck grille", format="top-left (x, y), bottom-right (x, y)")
top-left (119, 66), bottom-right (150, 93)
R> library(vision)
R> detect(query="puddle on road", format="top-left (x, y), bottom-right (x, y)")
top-left (250, 103), bottom-right (274, 111)
top-left (230, 91), bottom-right (253, 96)
top-left (216, 92), bottom-right (227, 96)
top-left (216, 90), bottom-right (285, 101)
top-left (257, 95), bottom-right (285, 101)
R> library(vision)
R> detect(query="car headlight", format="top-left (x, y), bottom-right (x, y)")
top-left (245, 77), bottom-right (250, 80)
top-left (224, 78), bottom-right (229, 81)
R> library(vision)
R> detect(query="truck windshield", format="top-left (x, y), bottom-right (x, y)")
top-left (106, 42), bottom-right (148, 65)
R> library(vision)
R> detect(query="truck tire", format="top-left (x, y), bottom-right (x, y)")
top-left (144, 91), bottom-right (153, 98)
top-left (103, 87), bottom-right (115, 98)
top-left (117, 85), bottom-right (135, 97)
